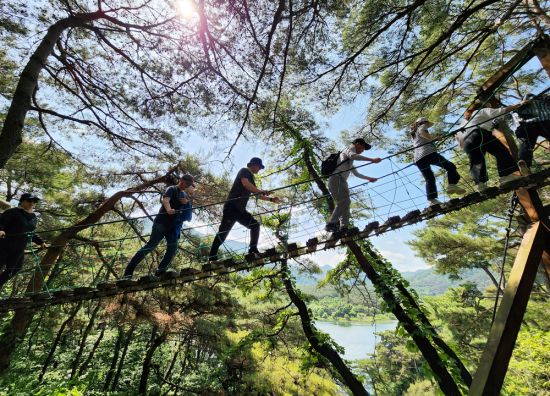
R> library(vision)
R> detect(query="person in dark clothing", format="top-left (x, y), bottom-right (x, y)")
top-left (513, 94), bottom-right (550, 170)
top-left (0, 193), bottom-right (47, 289)
top-left (123, 174), bottom-right (195, 278)
top-left (208, 157), bottom-right (281, 262)
top-left (457, 103), bottom-right (524, 192)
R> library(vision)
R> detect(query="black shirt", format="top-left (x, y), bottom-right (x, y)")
top-left (224, 167), bottom-right (255, 212)
top-left (154, 186), bottom-right (188, 228)
top-left (0, 207), bottom-right (44, 254)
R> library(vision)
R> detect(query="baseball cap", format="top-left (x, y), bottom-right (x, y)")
top-left (352, 138), bottom-right (372, 150)
top-left (247, 157), bottom-right (265, 169)
top-left (19, 193), bottom-right (40, 203)
top-left (415, 117), bottom-right (434, 128)
top-left (180, 174), bottom-right (195, 187)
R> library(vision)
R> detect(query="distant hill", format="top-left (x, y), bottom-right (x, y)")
top-left (214, 239), bottom-right (494, 296)
top-left (400, 268), bottom-right (493, 295)
top-left (293, 265), bottom-right (493, 296)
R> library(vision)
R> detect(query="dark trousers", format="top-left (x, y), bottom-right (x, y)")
top-left (415, 152), bottom-right (460, 200)
top-left (463, 128), bottom-right (518, 183)
top-left (124, 222), bottom-right (178, 276)
top-left (209, 206), bottom-right (260, 258)
top-left (0, 252), bottom-right (24, 289)
top-left (516, 121), bottom-right (550, 167)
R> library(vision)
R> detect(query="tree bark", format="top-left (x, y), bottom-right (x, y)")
top-left (280, 260), bottom-right (368, 396)
top-left (139, 326), bottom-right (168, 395)
top-left (0, 171), bottom-right (171, 373)
top-left (38, 303), bottom-right (82, 382)
top-left (70, 303), bottom-right (101, 378)
top-left (77, 324), bottom-right (106, 377)
top-left (346, 240), bottom-right (461, 395)
top-left (0, 11), bottom-right (105, 168)
top-left (103, 326), bottom-right (125, 391)
top-left (111, 325), bottom-right (136, 390)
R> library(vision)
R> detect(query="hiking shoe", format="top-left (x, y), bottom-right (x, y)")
top-left (477, 182), bottom-right (488, 193)
top-left (121, 274), bottom-right (132, 280)
top-left (517, 160), bottom-right (531, 176)
top-left (248, 247), bottom-right (261, 259)
top-left (446, 184), bottom-right (466, 195)
top-left (325, 223), bottom-right (339, 233)
top-left (208, 255), bottom-right (218, 262)
top-left (428, 198), bottom-right (442, 206)
top-left (154, 270), bottom-right (166, 277)
top-left (499, 173), bottom-right (523, 186)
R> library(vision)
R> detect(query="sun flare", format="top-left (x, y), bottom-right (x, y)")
top-left (176, 0), bottom-right (196, 19)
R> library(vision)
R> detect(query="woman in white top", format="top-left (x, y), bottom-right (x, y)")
top-left (411, 117), bottom-right (465, 205)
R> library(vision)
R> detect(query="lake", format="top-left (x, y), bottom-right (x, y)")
top-left (316, 321), bottom-right (398, 361)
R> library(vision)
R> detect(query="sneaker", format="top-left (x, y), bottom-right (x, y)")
top-left (517, 160), bottom-right (531, 176)
top-left (477, 182), bottom-right (488, 193)
top-left (446, 184), bottom-right (466, 195)
top-left (428, 198), bottom-right (442, 206)
top-left (499, 173), bottom-right (523, 186)
top-left (154, 270), bottom-right (166, 277)
top-left (121, 274), bottom-right (132, 280)
top-left (248, 247), bottom-right (261, 259)
top-left (208, 255), bottom-right (218, 262)
top-left (325, 223), bottom-right (339, 233)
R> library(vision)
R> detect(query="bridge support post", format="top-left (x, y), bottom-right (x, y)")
top-left (470, 188), bottom-right (550, 395)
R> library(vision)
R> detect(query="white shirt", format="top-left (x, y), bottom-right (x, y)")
top-left (334, 145), bottom-right (373, 181)
top-left (412, 125), bottom-right (437, 162)
top-left (456, 108), bottom-right (509, 148)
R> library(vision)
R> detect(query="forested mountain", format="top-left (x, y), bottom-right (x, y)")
top-left (1, 0), bottom-right (549, 395)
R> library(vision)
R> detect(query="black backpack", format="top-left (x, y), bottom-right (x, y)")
top-left (320, 152), bottom-right (349, 176)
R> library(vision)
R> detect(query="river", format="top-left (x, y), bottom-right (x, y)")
top-left (316, 320), bottom-right (398, 361)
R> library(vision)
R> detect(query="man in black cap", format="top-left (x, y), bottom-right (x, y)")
top-left (123, 174), bottom-right (195, 278)
top-left (209, 157), bottom-right (281, 261)
top-left (326, 138), bottom-right (381, 233)
top-left (0, 193), bottom-right (47, 289)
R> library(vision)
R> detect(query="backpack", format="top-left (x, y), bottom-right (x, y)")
top-left (320, 152), bottom-right (349, 176)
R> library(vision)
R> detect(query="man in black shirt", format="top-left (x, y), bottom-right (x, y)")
top-left (0, 193), bottom-right (47, 289)
top-left (123, 174), bottom-right (195, 278)
top-left (209, 157), bottom-right (281, 261)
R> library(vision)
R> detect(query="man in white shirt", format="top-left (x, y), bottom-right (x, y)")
top-left (457, 103), bottom-right (523, 191)
top-left (326, 138), bottom-right (381, 233)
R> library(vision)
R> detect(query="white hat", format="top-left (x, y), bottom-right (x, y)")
top-left (415, 117), bottom-right (434, 128)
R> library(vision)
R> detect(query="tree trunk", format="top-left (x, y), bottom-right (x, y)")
top-left (111, 325), bottom-right (136, 390)
top-left (77, 324), bottom-right (106, 377)
top-left (346, 240), bottom-right (461, 395)
top-left (38, 303), bottom-right (81, 382)
top-left (70, 303), bottom-right (101, 378)
top-left (103, 326), bottom-right (125, 391)
top-left (0, 171), bottom-right (171, 374)
top-left (139, 326), bottom-right (168, 395)
top-left (0, 11), bottom-right (105, 168)
top-left (280, 260), bottom-right (368, 396)
top-left (361, 244), bottom-right (472, 386)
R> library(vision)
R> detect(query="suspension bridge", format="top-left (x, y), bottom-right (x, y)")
top-left (0, 166), bottom-right (547, 313)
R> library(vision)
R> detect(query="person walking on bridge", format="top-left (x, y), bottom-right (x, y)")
top-left (458, 103), bottom-right (524, 192)
top-left (411, 117), bottom-right (465, 206)
top-left (123, 174), bottom-right (195, 278)
top-left (0, 193), bottom-right (47, 290)
top-left (208, 157), bottom-right (281, 262)
top-left (325, 138), bottom-right (381, 233)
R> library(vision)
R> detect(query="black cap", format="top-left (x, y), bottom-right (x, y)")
top-left (352, 138), bottom-right (372, 150)
top-left (247, 157), bottom-right (265, 169)
top-left (19, 193), bottom-right (40, 203)
top-left (180, 174), bottom-right (195, 187)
